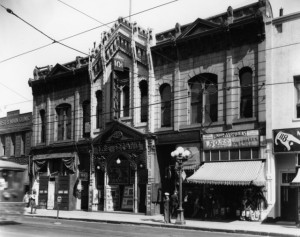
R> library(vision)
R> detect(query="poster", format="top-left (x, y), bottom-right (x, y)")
top-left (121, 185), bottom-right (133, 211)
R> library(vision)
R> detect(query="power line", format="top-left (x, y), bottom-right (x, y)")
top-left (0, 4), bottom-right (89, 56)
top-left (0, 0), bottom-right (178, 64)
top-left (0, 82), bottom-right (30, 101)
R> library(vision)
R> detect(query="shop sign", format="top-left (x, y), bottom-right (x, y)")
top-left (203, 130), bottom-right (259, 150)
top-left (79, 172), bottom-right (89, 181)
top-left (95, 141), bottom-right (144, 153)
top-left (113, 58), bottom-right (124, 71)
top-left (0, 114), bottom-right (31, 129)
top-left (273, 128), bottom-right (300, 153)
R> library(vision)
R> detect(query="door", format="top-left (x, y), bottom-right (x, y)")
top-left (47, 177), bottom-right (55, 209)
top-left (39, 176), bottom-right (48, 209)
top-left (281, 186), bottom-right (297, 221)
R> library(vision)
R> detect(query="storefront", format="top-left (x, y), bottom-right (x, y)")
top-left (92, 121), bottom-right (158, 215)
top-left (186, 130), bottom-right (267, 221)
top-left (273, 128), bottom-right (300, 223)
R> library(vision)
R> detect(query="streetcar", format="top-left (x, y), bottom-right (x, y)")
top-left (0, 158), bottom-right (27, 222)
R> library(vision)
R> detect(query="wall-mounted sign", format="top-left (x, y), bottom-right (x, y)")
top-left (0, 113), bottom-right (31, 129)
top-left (273, 128), bottom-right (300, 153)
top-left (113, 58), bottom-right (124, 71)
top-left (203, 130), bottom-right (259, 150)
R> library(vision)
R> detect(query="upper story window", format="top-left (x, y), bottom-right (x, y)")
top-left (56, 104), bottom-right (72, 141)
top-left (160, 83), bottom-right (171, 127)
top-left (40, 109), bottom-right (46, 143)
top-left (122, 86), bottom-right (130, 117)
top-left (96, 90), bottom-right (103, 129)
top-left (0, 136), bottom-right (5, 156)
top-left (82, 100), bottom-right (91, 138)
top-left (20, 132), bottom-right (26, 156)
top-left (239, 67), bottom-right (253, 118)
top-left (140, 80), bottom-right (148, 122)
top-left (294, 76), bottom-right (300, 118)
top-left (189, 73), bottom-right (218, 124)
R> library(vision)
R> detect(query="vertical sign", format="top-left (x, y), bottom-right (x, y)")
top-left (113, 58), bottom-right (124, 71)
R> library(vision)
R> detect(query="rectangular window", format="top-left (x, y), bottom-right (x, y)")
top-left (57, 105), bottom-right (72, 141)
top-left (20, 133), bottom-right (25, 155)
top-left (240, 148), bottom-right (251, 160)
top-left (230, 149), bottom-right (239, 160)
top-left (205, 148), bottom-right (259, 161)
top-left (0, 136), bottom-right (5, 156)
top-left (211, 150), bottom-right (219, 161)
top-left (10, 134), bottom-right (15, 156)
top-left (294, 76), bottom-right (300, 118)
top-left (220, 150), bottom-right (229, 161)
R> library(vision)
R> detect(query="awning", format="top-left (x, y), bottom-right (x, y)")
top-left (187, 160), bottom-right (266, 186)
top-left (33, 152), bottom-right (75, 160)
top-left (291, 169), bottom-right (300, 186)
top-left (0, 159), bottom-right (27, 171)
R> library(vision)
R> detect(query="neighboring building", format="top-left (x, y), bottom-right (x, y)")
top-left (265, 10), bottom-right (300, 223)
top-left (152, 0), bottom-right (272, 220)
top-left (0, 110), bottom-right (32, 191)
top-left (28, 57), bottom-right (91, 211)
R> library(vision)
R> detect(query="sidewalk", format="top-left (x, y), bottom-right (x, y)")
top-left (24, 209), bottom-right (300, 237)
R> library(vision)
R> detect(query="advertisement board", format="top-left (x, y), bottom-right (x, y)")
top-left (273, 128), bottom-right (300, 153)
top-left (203, 130), bottom-right (259, 150)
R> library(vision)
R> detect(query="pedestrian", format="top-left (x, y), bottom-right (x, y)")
top-left (170, 191), bottom-right (178, 218)
top-left (23, 192), bottom-right (29, 208)
top-left (191, 195), bottom-right (200, 218)
top-left (30, 190), bottom-right (37, 214)
top-left (163, 193), bottom-right (171, 224)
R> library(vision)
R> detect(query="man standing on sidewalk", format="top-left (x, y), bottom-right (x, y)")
top-left (170, 191), bottom-right (178, 218)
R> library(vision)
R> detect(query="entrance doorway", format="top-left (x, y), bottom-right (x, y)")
top-left (281, 186), bottom-right (297, 221)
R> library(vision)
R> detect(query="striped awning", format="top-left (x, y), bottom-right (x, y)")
top-left (187, 160), bottom-right (266, 186)
top-left (291, 169), bottom-right (300, 186)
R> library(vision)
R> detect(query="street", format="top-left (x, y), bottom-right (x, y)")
top-left (0, 216), bottom-right (257, 237)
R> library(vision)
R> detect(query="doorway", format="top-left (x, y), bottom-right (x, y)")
top-left (281, 186), bottom-right (297, 221)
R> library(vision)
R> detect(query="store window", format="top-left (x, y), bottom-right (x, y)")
top-left (82, 100), bottom-right (91, 138)
top-left (56, 104), bottom-right (72, 141)
top-left (0, 136), bottom-right (5, 156)
top-left (139, 80), bottom-right (148, 122)
top-left (189, 73), bottom-right (218, 124)
top-left (204, 148), bottom-right (259, 162)
top-left (122, 86), bottom-right (130, 117)
top-left (96, 90), bottom-right (103, 129)
top-left (40, 109), bottom-right (46, 143)
top-left (239, 67), bottom-right (253, 118)
top-left (294, 76), bottom-right (300, 118)
top-left (160, 83), bottom-right (171, 127)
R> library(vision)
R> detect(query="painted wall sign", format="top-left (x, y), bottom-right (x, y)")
top-left (113, 58), bottom-right (124, 71)
top-left (0, 114), bottom-right (31, 128)
top-left (273, 128), bottom-right (300, 153)
top-left (203, 130), bottom-right (259, 150)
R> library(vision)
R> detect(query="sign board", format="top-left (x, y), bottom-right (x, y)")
top-left (113, 58), bottom-right (124, 71)
top-left (203, 130), bottom-right (259, 150)
top-left (273, 128), bottom-right (300, 153)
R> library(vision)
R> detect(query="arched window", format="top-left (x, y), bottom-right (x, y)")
top-left (140, 80), bottom-right (148, 122)
top-left (96, 90), bottom-right (103, 129)
top-left (123, 86), bottom-right (130, 117)
top-left (82, 101), bottom-right (90, 138)
top-left (189, 73), bottom-right (218, 124)
top-left (160, 84), bottom-right (171, 127)
top-left (40, 109), bottom-right (46, 143)
top-left (239, 67), bottom-right (253, 118)
top-left (56, 104), bottom-right (71, 141)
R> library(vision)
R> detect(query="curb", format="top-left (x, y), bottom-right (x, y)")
top-left (25, 214), bottom-right (300, 237)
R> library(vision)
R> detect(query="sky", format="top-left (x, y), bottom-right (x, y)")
top-left (0, 0), bottom-right (299, 117)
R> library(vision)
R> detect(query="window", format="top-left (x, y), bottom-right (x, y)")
top-left (96, 90), bottom-right (103, 129)
top-left (204, 148), bottom-right (259, 162)
top-left (140, 80), bottom-right (148, 122)
top-left (20, 133), bottom-right (25, 156)
top-left (160, 84), bottom-right (171, 127)
top-left (0, 136), bottom-right (5, 156)
top-left (239, 67), bottom-right (253, 118)
top-left (82, 101), bottom-right (91, 138)
top-left (189, 73), bottom-right (218, 124)
top-left (10, 134), bottom-right (15, 156)
top-left (294, 76), bottom-right (300, 118)
top-left (40, 110), bottom-right (46, 143)
top-left (122, 86), bottom-right (130, 117)
top-left (56, 104), bottom-right (72, 141)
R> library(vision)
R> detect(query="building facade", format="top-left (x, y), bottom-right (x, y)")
top-left (265, 10), bottom-right (300, 222)
top-left (28, 57), bottom-right (91, 211)
top-left (0, 110), bottom-right (32, 191)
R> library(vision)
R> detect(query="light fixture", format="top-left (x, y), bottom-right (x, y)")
top-left (96, 165), bottom-right (100, 170)
top-left (116, 158), bottom-right (121, 164)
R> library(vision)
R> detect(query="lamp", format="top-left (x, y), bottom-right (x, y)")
top-left (116, 158), bottom-right (121, 164)
top-left (171, 146), bottom-right (190, 225)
